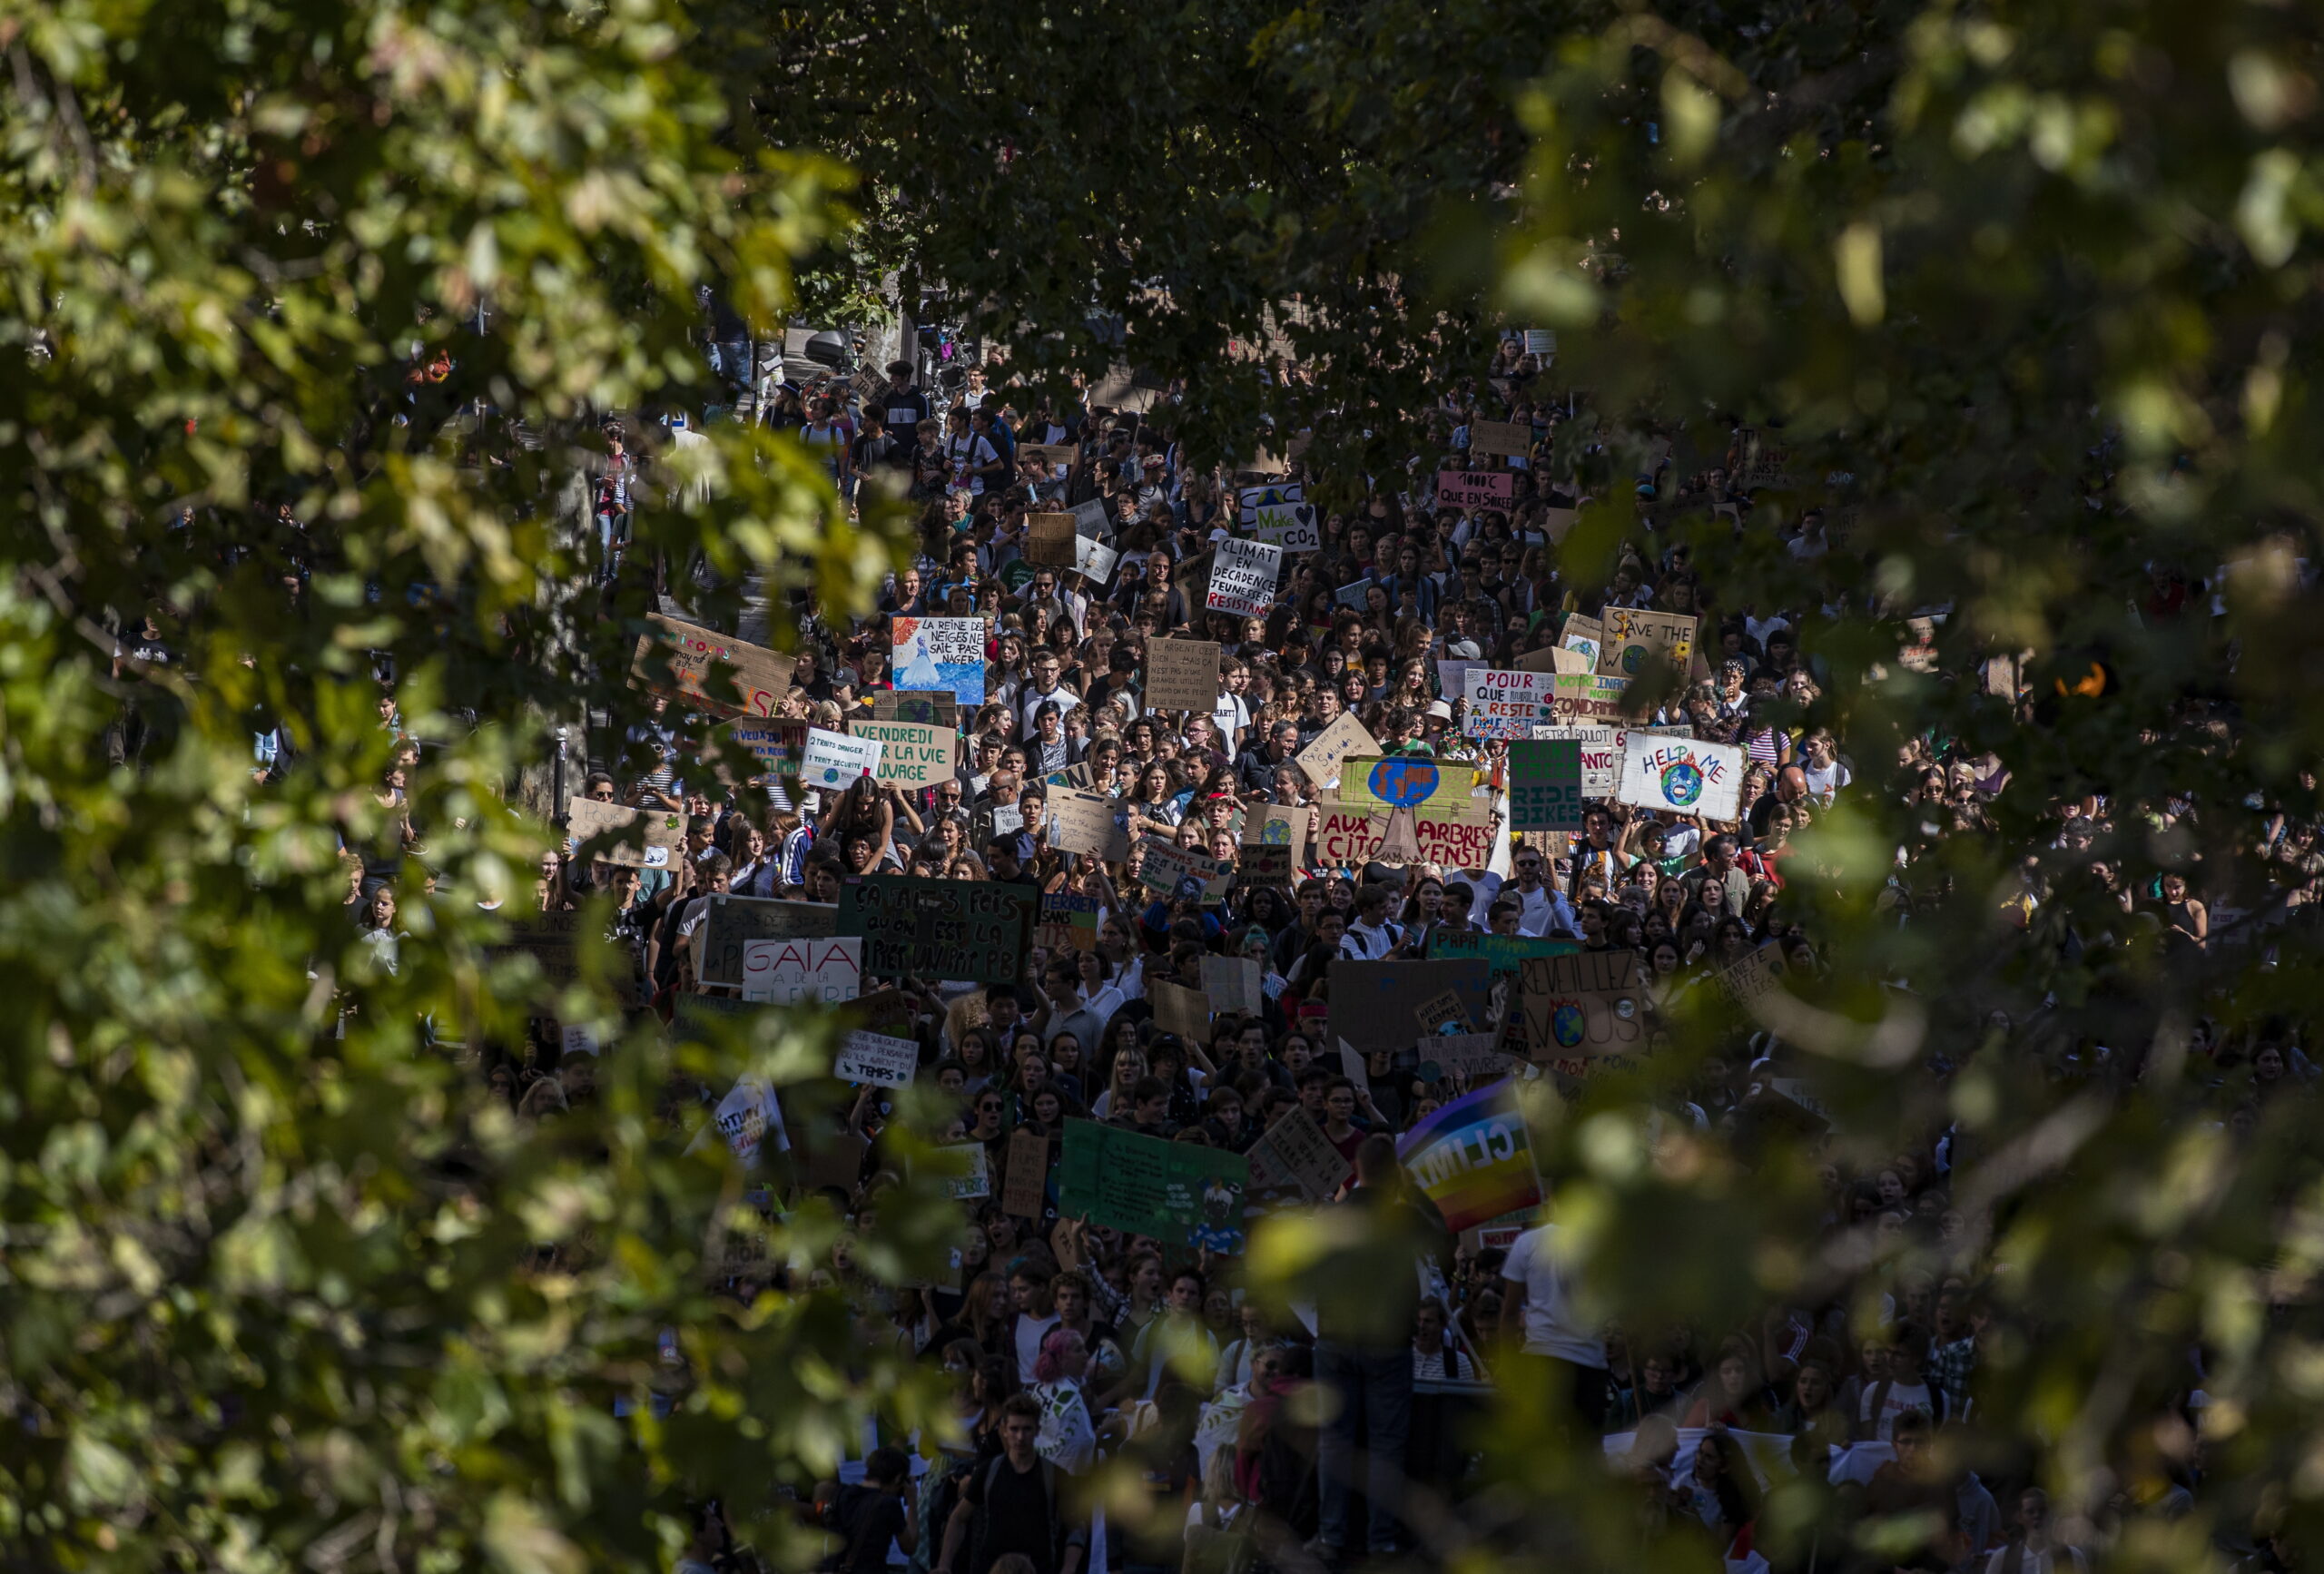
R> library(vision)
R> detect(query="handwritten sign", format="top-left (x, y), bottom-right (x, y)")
top-left (1073, 534), bottom-right (1119, 584)
top-left (1022, 443), bottom-right (1079, 471)
top-left (891, 616), bottom-right (986, 705)
top-left (1003, 1127), bottom-right (1050, 1219)
top-left (1312, 805), bottom-right (1498, 871)
top-left (1146, 638), bottom-right (1222, 713)
top-left (1027, 512), bottom-right (1078, 565)
top-left (1293, 712), bottom-right (1381, 791)
top-left (1245, 1107), bottom-right (1352, 1201)
top-left (1334, 760), bottom-right (1491, 823)
top-left (1059, 1120), bottom-right (1249, 1253)
top-left (1597, 607), bottom-right (1698, 679)
top-left (1508, 738), bottom-right (1587, 832)
top-left (1237, 482), bottom-right (1304, 524)
top-left (631, 614), bottom-right (794, 717)
top-left (1415, 990), bottom-right (1473, 1036)
top-left (565, 797), bottom-right (686, 869)
top-left (1428, 1032), bottom-right (1512, 1082)
top-left (699, 897), bottom-right (840, 989)
top-left (850, 718), bottom-right (955, 788)
top-left (1551, 673), bottom-right (1632, 723)
top-left (941, 1144), bottom-right (990, 1200)
top-left (872, 691), bottom-right (957, 725)
top-left (1717, 943), bottom-right (1789, 1008)
top-left (803, 727), bottom-right (881, 788)
top-left (836, 875), bottom-right (1034, 984)
top-left (1469, 419), bottom-right (1532, 458)
top-left (1035, 890), bottom-right (1104, 953)
top-left (1137, 836), bottom-right (1233, 899)
top-left (1251, 502), bottom-right (1320, 552)
top-left (1148, 978), bottom-right (1214, 1043)
top-left (1462, 669), bottom-right (1559, 740)
top-left (1616, 733), bottom-right (1744, 822)
top-left (1521, 950), bottom-right (1646, 1058)
top-left (742, 937), bottom-right (863, 1005)
top-left (1046, 789), bottom-right (1130, 861)
top-left (835, 1029), bottom-right (921, 1087)
top-left (1206, 536), bottom-right (1283, 618)
top-left (1435, 469), bottom-right (1517, 509)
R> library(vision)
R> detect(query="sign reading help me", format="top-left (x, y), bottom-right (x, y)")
top-left (1205, 536), bottom-right (1284, 618)
top-left (1615, 733), bottom-right (1744, 822)
top-left (742, 936), bottom-right (863, 1005)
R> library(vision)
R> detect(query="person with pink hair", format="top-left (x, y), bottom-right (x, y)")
top-left (1029, 1326), bottom-right (1099, 1474)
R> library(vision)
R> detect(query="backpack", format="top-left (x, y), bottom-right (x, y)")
top-left (970, 1453), bottom-right (1063, 1574)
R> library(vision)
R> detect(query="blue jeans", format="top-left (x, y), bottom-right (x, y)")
top-left (1315, 1343), bottom-right (1413, 1551)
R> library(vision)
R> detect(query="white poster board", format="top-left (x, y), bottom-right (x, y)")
top-left (1205, 536), bottom-right (1284, 617)
top-left (1614, 733), bottom-right (1745, 822)
top-left (803, 727), bottom-right (881, 789)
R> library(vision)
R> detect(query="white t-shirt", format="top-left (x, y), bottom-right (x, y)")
top-left (1858, 1377), bottom-right (1936, 1441)
top-left (1801, 758), bottom-right (1853, 803)
top-left (1502, 1225), bottom-right (1605, 1367)
top-left (1014, 1313), bottom-right (1061, 1386)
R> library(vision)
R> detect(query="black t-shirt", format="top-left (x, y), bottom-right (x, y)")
top-left (825, 1484), bottom-right (906, 1574)
top-left (965, 1454), bottom-right (1058, 1574)
top-left (881, 387), bottom-right (931, 447)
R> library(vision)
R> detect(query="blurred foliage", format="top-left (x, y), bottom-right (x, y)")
top-left (0, 0), bottom-right (933, 1566)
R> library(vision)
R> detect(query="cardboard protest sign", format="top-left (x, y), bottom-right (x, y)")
top-left (1237, 482), bottom-right (1305, 524)
top-left (1538, 507), bottom-right (1579, 544)
top-left (1148, 978), bottom-right (1214, 1042)
top-left (1059, 1119), bottom-right (1249, 1252)
top-left (1170, 549), bottom-right (1213, 609)
top-left (631, 614), bottom-right (795, 717)
top-left (1205, 536), bottom-right (1283, 618)
top-left (1415, 990), bottom-right (1474, 1036)
top-left (1244, 802), bottom-right (1309, 866)
top-left (1597, 606), bottom-right (1698, 679)
top-left (1512, 644), bottom-right (1590, 674)
top-left (1137, 836), bottom-right (1234, 899)
top-left (835, 1029), bottom-right (920, 1087)
top-left (1034, 890), bottom-right (1103, 953)
top-left (742, 936), bottom-right (863, 1005)
top-left (1437, 658), bottom-right (1485, 703)
top-left (1244, 1107), bottom-right (1352, 1200)
top-left (802, 726), bottom-right (881, 789)
top-left (1312, 804), bottom-right (1497, 871)
top-left (1044, 760), bottom-right (1098, 792)
top-left (1026, 512), bottom-right (1078, 565)
top-left (1531, 723), bottom-right (1620, 797)
top-left (1073, 534), bottom-right (1119, 584)
top-left (1508, 738), bottom-right (1587, 832)
top-left (1236, 843), bottom-right (1296, 888)
top-left (891, 615), bottom-right (986, 705)
top-left (795, 1127), bottom-right (871, 1196)
top-left (487, 910), bottom-right (585, 985)
top-left (1334, 757), bottom-right (1490, 822)
top-left (1551, 673), bottom-right (1632, 723)
top-left (1435, 469), bottom-right (1518, 509)
top-left (1046, 789), bottom-right (1130, 861)
top-left (1462, 669), bottom-right (1559, 740)
top-left (1338, 1038), bottom-right (1373, 1093)
top-left (1521, 950), bottom-right (1647, 1058)
top-left (1426, 1033), bottom-right (1510, 1082)
top-left (1469, 419), bottom-right (1532, 457)
top-left (871, 690), bottom-right (958, 725)
top-left (1070, 496), bottom-right (1111, 537)
top-left (1293, 712), bottom-right (1380, 791)
top-left (1003, 1127), bottom-right (1050, 1219)
top-left (698, 896), bottom-right (840, 989)
top-left (1616, 732), bottom-right (1745, 822)
top-left (941, 1145), bottom-right (990, 1200)
top-left (1250, 502), bottom-right (1320, 552)
top-left (1396, 1079), bottom-right (1541, 1233)
top-left (1021, 443), bottom-right (1079, 471)
top-left (565, 797), bottom-right (686, 869)
top-left (836, 875), bottom-right (1034, 984)
top-left (848, 719), bottom-right (953, 788)
top-left (720, 718), bottom-right (808, 775)
top-left (1201, 955), bottom-right (1264, 1016)
top-left (1146, 638), bottom-right (1222, 713)
top-left (1523, 328), bottom-right (1557, 356)
top-left (1330, 959), bottom-right (1492, 1057)
top-left (1560, 613), bottom-right (1604, 667)
top-left (1716, 943), bottom-right (1789, 1008)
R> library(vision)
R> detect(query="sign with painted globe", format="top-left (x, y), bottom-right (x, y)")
top-left (1614, 733), bottom-right (1744, 822)
top-left (1365, 755), bottom-right (1441, 809)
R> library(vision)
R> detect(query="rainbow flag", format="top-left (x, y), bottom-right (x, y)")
top-left (1394, 1078), bottom-right (1541, 1233)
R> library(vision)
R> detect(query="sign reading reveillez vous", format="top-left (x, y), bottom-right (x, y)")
top-left (836, 874), bottom-right (1034, 984)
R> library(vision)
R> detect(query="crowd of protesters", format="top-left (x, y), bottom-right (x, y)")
top-left (338, 334), bottom-right (2324, 1574)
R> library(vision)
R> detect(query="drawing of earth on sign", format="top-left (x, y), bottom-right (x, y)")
top-left (1262, 818), bottom-right (1292, 845)
top-left (1620, 643), bottom-right (1650, 676)
top-left (1550, 1001), bottom-right (1587, 1048)
top-left (1659, 759), bottom-right (1705, 808)
top-left (1367, 757), bottom-right (1441, 808)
